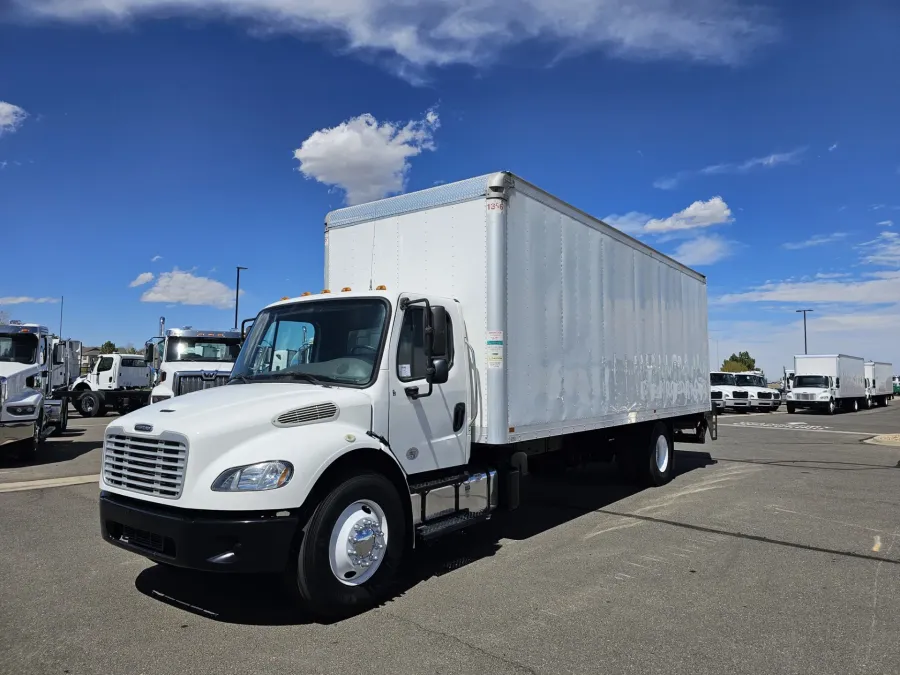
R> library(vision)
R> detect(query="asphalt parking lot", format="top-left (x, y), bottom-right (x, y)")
top-left (1, 406), bottom-right (899, 675)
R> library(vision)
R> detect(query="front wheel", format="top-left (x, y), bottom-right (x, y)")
top-left (786, 403), bottom-right (796, 414)
top-left (866, 397), bottom-right (873, 409)
top-left (291, 473), bottom-right (406, 619)
top-left (827, 399), bottom-right (836, 415)
top-left (851, 398), bottom-right (859, 413)
top-left (18, 411), bottom-right (44, 460)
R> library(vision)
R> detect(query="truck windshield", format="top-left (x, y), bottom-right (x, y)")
top-left (0, 333), bottom-right (38, 364)
top-left (166, 337), bottom-right (242, 362)
top-left (734, 375), bottom-right (757, 387)
top-left (710, 373), bottom-right (735, 386)
top-left (794, 375), bottom-right (829, 388)
top-left (231, 298), bottom-right (389, 387)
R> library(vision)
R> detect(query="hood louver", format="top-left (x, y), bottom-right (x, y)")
top-left (274, 402), bottom-right (339, 427)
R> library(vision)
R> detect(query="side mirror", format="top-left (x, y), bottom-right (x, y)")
top-left (144, 344), bottom-right (155, 363)
top-left (429, 306), bottom-right (448, 357)
top-left (241, 317), bottom-right (254, 341)
top-left (53, 344), bottom-right (66, 365)
top-left (429, 358), bottom-right (449, 385)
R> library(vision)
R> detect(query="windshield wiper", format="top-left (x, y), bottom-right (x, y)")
top-left (228, 374), bottom-right (253, 385)
top-left (248, 371), bottom-right (332, 388)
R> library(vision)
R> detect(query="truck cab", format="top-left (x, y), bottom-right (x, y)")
top-left (0, 321), bottom-right (72, 456)
top-left (709, 371), bottom-right (746, 412)
top-left (145, 328), bottom-right (242, 404)
top-left (70, 353), bottom-right (151, 417)
top-left (733, 371), bottom-right (781, 412)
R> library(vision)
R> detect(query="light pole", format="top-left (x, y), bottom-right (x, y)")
top-left (795, 309), bottom-right (813, 354)
top-left (235, 266), bottom-right (248, 330)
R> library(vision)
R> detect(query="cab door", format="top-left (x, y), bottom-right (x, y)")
top-left (387, 296), bottom-right (470, 474)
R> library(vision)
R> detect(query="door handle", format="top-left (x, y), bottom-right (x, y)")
top-left (453, 403), bottom-right (466, 432)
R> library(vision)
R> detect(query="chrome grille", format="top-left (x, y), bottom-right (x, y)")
top-left (275, 402), bottom-right (339, 427)
top-left (103, 433), bottom-right (187, 499)
top-left (732, 391), bottom-right (749, 399)
top-left (174, 372), bottom-right (230, 396)
top-left (757, 392), bottom-right (773, 400)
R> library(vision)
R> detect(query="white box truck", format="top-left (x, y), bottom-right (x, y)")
top-left (709, 372), bottom-right (749, 412)
top-left (787, 354), bottom-right (865, 414)
top-left (98, 171), bottom-right (716, 618)
top-left (733, 371), bottom-right (782, 412)
top-left (864, 361), bottom-right (893, 408)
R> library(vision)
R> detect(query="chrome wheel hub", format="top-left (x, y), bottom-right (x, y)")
top-left (655, 434), bottom-right (670, 473)
top-left (329, 499), bottom-right (389, 586)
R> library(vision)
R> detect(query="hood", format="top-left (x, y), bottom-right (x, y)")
top-left (115, 381), bottom-right (373, 437)
top-left (0, 361), bottom-right (38, 379)
top-left (710, 385), bottom-right (745, 394)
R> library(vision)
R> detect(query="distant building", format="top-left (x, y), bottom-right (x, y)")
top-left (81, 346), bottom-right (101, 373)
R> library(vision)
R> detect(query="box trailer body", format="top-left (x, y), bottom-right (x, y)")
top-left (788, 354), bottom-right (865, 413)
top-left (864, 361), bottom-right (893, 406)
top-left (98, 171), bottom-right (716, 619)
top-left (326, 172), bottom-right (711, 444)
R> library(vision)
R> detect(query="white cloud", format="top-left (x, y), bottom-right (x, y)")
top-left (0, 296), bottom-right (59, 305)
top-left (828, 143), bottom-right (838, 152)
top-left (859, 231), bottom-right (900, 266)
top-left (14, 0), bottom-right (776, 81)
top-left (0, 101), bottom-right (28, 137)
top-left (140, 269), bottom-right (239, 309)
top-left (781, 232), bottom-right (847, 250)
top-left (654, 148), bottom-right (804, 189)
top-left (876, 220), bottom-right (894, 227)
top-left (602, 210), bottom-right (653, 235)
top-left (643, 196), bottom-right (733, 233)
top-left (294, 109), bottom-right (440, 205)
top-left (129, 272), bottom-right (155, 287)
top-left (669, 235), bottom-right (733, 266)
top-left (814, 272), bottom-right (850, 280)
top-left (150, 255), bottom-right (163, 262)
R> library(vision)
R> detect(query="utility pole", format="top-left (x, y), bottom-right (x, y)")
top-left (234, 266), bottom-right (248, 330)
top-left (795, 309), bottom-right (813, 354)
top-left (59, 296), bottom-right (64, 338)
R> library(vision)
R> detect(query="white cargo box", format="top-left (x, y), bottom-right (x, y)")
top-left (794, 354), bottom-right (865, 399)
top-left (326, 172), bottom-right (710, 444)
top-left (865, 361), bottom-right (893, 396)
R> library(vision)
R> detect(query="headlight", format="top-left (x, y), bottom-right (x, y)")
top-left (818, 394), bottom-right (830, 400)
top-left (787, 393), bottom-right (793, 399)
top-left (0, 377), bottom-right (7, 405)
top-left (8, 405), bottom-right (36, 416)
top-left (211, 461), bottom-right (294, 492)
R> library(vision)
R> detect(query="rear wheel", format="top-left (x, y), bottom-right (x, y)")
top-left (51, 404), bottom-right (69, 436)
top-left (851, 398), bottom-right (859, 413)
top-left (618, 422), bottom-right (674, 487)
top-left (291, 473), bottom-right (406, 619)
top-left (78, 392), bottom-right (101, 417)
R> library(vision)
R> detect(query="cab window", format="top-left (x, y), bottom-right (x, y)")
top-left (396, 307), bottom-right (453, 382)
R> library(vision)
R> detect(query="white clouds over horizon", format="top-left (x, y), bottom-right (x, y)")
top-left (782, 232), bottom-right (847, 250)
top-left (670, 235), bottom-right (734, 266)
top-left (139, 269), bottom-right (240, 309)
top-left (654, 148), bottom-right (805, 190)
top-left (294, 109), bottom-right (440, 205)
top-left (0, 101), bottom-right (28, 137)
top-left (11, 0), bottom-right (777, 81)
top-left (0, 296), bottom-right (59, 305)
top-left (129, 272), bottom-right (155, 287)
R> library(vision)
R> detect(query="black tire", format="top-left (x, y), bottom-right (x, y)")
top-left (18, 411), bottom-right (44, 460)
top-left (78, 392), bottom-right (102, 417)
top-left (851, 398), bottom-right (859, 413)
top-left (866, 397), bottom-right (873, 409)
top-left (827, 399), bottom-right (836, 415)
top-left (291, 473), bottom-right (406, 620)
top-left (786, 403), bottom-right (796, 414)
top-left (618, 422), bottom-right (674, 487)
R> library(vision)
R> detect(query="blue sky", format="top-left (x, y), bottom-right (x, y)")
top-left (1, 1), bottom-right (899, 378)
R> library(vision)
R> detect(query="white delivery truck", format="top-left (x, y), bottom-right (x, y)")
top-left (709, 371), bottom-right (748, 412)
top-left (786, 354), bottom-right (865, 414)
top-left (98, 171), bottom-right (716, 618)
top-left (1, 321), bottom-right (82, 457)
top-left (145, 326), bottom-right (243, 404)
top-left (864, 361), bottom-right (893, 408)
top-left (733, 371), bottom-right (782, 412)
top-left (70, 353), bottom-right (151, 417)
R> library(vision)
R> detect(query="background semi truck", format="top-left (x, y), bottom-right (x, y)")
top-left (70, 353), bottom-right (151, 417)
top-left (864, 361), bottom-right (893, 408)
top-left (145, 321), bottom-right (242, 404)
top-left (1, 321), bottom-right (82, 457)
top-left (786, 354), bottom-right (865, 414)
top-left (98, 171), bottom-right (716, 618)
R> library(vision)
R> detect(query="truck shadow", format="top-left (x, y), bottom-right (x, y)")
top-left (134, 449), bottom-right (717, 626)
top-left (0, 426), bottom-right (99, 469)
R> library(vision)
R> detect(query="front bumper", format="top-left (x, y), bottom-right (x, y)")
top-left (787, 399), bottom-right (830, 410)
top-left (726, 399), bottom-right (751, 410)
top-left (100, 492), bottom-right (300, 573)
top-left (0, 421), bottom-right (32, 448)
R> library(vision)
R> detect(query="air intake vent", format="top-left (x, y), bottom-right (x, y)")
top-left (274, 402), bottom-right (339, 427)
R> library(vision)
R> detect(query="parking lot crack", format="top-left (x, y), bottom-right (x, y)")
top-left (383, 611), bottom-right (539, 674)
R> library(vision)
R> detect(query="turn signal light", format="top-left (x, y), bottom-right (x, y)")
top-left (301, 292), bottom-right (312, 297)
top-left (322, 289), bottom-right (331, 294)
top-left (341, 287), bottom-right (352, 292)
top-left (280, 296), bottom-right (290, 301)
top-left (376, 285), bottom-right (387, 290)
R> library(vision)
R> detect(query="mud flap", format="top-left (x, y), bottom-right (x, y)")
top-left (674, 411), bottom-right (716, 444)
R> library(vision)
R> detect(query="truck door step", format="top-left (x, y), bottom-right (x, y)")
top-left (416, 510), bottom-right (492, 542)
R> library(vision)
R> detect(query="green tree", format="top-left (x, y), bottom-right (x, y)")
top-left (721, 351), bottom-right (756, 372)
top-left (100, 340), bottom-right (117, 354)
